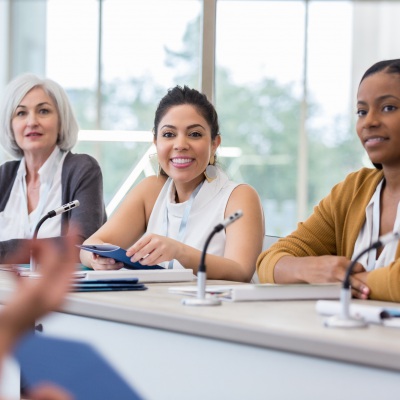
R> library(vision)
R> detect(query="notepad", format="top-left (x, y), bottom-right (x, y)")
top-left (169, 283), bottom-right (341, 302)
top-left (85, 268), bottom-right (196, 283)
top-left (71, 278), bottom-right (147, 292)
top-left (15, 333), bottom-right (143, 399)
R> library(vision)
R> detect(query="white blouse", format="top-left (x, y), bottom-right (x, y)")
top-left (0, 147), bottom-right (67, 240)
top-left (352, 179), bottom-right (400, 271)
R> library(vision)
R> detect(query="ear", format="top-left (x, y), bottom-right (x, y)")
top-left (212, 135), bottom-right (221, 153)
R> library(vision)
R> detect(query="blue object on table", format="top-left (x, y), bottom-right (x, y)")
top-left (77, 244), bottom-right (164, 270)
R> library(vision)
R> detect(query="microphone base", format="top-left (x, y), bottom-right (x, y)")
top-left (324, 314), bottom-right (368, 329)
top-left (182, 297), bottom-right (222, 306)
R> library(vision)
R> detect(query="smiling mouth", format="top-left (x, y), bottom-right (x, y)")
top-left (364, 137), bottom-right (388, 144)
top-left (171, 158), bottom-right (193, 164)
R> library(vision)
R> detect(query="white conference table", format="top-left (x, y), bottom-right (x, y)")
top-left (0, 271), bottom-right (400, 400)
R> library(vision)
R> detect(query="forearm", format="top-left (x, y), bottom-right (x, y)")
top-left (206, 255), bottom-right (253, 282)
top-left (273, 255), bottom-right (315, 283)
top-left (79, 233), bottom-right (105, 267)
top-left (367, 261), bottom-right (400, 302)
top-left (177, 244), bottom-right (253, 282)
top-left (79, 236), bottom-right (106, 268)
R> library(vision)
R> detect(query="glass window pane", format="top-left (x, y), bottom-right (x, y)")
top-left (46, 0), bottom-right (99, 129)
top-left (216, 0), bottom-right (400, 236)
top-left (74, 139), bottom-right (154, 207)
top-left (216, 1), bottom-right (305, 235)
top-left (45, 0), bottom-right (202, 208)
top-left (307, 1), bottom-right (400, 213)
top-left (101, 0), bottom-right (202, 131)
top-left (306, 2), bottom-right (359, 210)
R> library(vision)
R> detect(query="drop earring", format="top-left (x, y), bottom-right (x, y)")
top-left (204, 154), bottom-right (217, 183)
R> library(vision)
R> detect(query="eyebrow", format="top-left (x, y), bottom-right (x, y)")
top-left (16, 102), bottom-right (53, 109)
top-left (160, 123), bottom-right (206, 130)
top-left (357, 94), bottom-right (400, 105)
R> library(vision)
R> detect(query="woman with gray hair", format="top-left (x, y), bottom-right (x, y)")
top-left (0, 73), bottom-right (107, 263)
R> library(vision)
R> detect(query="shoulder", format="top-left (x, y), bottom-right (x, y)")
top-left (62, 152), bottom-right (102, 182)
top-left (134, 175), bottom-right (168, 197)
top-left (0, 160), bottom-right (20, 179)
top-left (124, 175), bottom-right (168, 204)
top-left (120, 175), bottom-right (168, 219)
top-left (230, 183), bottom-right (260, 200)
top-left (343, 167), bottom-right (382, 185)
top-left (63, 152), bottom-right (101, 170)
top-left (227, 183), bottom-right (262, 210)
top-left (331, 167), bottom-right (383, 196)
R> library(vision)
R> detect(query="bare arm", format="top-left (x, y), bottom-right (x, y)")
top-left (80, 176), bottom-right (166, 268)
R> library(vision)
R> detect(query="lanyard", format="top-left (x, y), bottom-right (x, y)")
top-left (163, 181), bottom-right (204, 269)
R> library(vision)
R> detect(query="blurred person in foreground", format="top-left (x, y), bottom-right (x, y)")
top-left (0, 235), bottom-right (77, 399)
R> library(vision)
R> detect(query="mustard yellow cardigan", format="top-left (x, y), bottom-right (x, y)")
top-left (256, 168), bottom-right (400, 302)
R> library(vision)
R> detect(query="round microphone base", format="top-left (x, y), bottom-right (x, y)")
top-left (324, 315), bottom-right (368, 329)
top-left (182, 297), bottom-right (222, 306)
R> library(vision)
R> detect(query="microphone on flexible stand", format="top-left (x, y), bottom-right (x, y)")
top-left (324, 230), bottom-right (400, 328)
top-left (182, 210), bottom-right (243, 306)
top-left (30, 200), bottom-right (80, 272)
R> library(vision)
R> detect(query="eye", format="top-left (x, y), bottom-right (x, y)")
top-left (382, 105), bottom-right (397, 112)
top-left (356, 109), bottom-right (367, 117)
top-left (189, 131), bottom-right (202, 138)
top-left (15, 110), bottom-right (26, 117)
top-left (39, 108), bottom-right (50, 115)
top-left (161, 131), bottom-right (175, 138)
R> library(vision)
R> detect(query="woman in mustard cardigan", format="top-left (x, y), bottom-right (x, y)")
top-left (257, 59), bottom-right (400, 302)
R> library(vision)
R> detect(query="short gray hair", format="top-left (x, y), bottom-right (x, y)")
top-left (0, 73), bottom-right (79, 158)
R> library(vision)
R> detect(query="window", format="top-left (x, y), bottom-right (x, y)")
top-left (2, 0), bottom-right (400, 233)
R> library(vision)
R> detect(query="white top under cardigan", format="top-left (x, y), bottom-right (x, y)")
top-left (352, 179), bottom-right (400, 271)
top-left (146, 168), bottom-right (240, 269)
top-left (0, 147), bottom-right (66, 241)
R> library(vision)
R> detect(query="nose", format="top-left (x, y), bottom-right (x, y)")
top-left (173, 134), bottom-right (189, 150)
top-left (26, 111), bottom-right (39, 127)
top-left (363, 109), bottom-right (380, 129)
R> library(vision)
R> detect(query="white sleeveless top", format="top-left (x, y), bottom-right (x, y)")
top-left (146, 168), bottom-right (240, 269)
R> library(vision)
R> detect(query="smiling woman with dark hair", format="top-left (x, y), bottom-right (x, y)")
top-left (257, 59), bottom-right (400, 302)
top-left (81, 86), bottom-right (264, 282)
top-left (0, 73), bottom-right (106, 263)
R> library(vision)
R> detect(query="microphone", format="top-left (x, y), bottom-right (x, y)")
top-left (182, 210), bottom-right (243, 306)
top-left (46, 200), bottom-right (80, 218)
top-left (30, 200), bottom-right (80, 272)
top-left (32, 200), bottom-right (80, 241)
top-left (324, 230), bottom-right (400, 328)
top-left (214, 210), bottom-right (243, 232)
